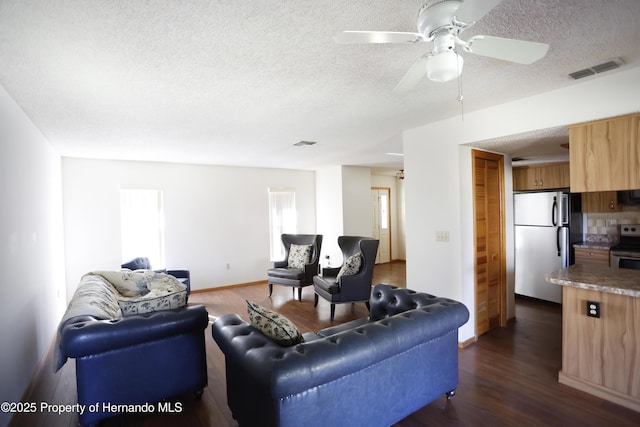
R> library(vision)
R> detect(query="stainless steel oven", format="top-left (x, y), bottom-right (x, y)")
top-left (610, 225), bottom-right (640, 270)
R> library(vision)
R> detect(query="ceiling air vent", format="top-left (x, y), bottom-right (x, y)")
top-left (569, 58), bottom-right (623, 80)
top-left (293, 140), bottom-right (317, 146)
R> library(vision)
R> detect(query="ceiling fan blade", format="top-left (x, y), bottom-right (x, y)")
top-left (465, 35), bottom-right (549, 64)
top-left (334, 31), bottom-right (424, 44)
top-left (393, 56), bottom-right (429, 93)
top-left (454, 0), bottom-right (504, 24)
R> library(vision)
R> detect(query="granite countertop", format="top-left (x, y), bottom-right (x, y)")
top-left (573, 243), bottom-right (612, 251)
top-left (546, 264), bottom-right (640, 297)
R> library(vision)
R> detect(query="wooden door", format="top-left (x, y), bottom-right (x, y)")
top-left (371, 188), bottom-right (391, 263)
top-left (472, 150), bottom-right (506, 335)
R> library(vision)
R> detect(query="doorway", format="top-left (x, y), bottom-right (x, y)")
top-left (371, 187), bottom-right (391, 264)
top-left (472, 150), bottom-right (507, 335)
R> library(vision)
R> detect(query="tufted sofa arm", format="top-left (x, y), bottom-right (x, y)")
top-left (61, 305), bottom-right (208, 359)
top-left (212, 285), bottom-right (469, 398)
top-left (368, 283), bottom-right (460, 320)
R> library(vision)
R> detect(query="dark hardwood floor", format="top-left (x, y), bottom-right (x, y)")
top-left (10, 261), bottom-right (639, 426)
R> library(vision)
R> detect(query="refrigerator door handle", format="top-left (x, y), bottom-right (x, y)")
top-left (552, 197), bottom-right (558, 226)
top-left (556, 226), bottom-right (562, 256)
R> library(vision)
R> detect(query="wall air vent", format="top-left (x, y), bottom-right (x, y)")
top-left (293, 140), bottom-right (317, 146)
top-left (569, 58), bottom-right (623, 80)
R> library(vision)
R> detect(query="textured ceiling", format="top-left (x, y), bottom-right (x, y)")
top-left (1, 0), bottom-right (639, 171)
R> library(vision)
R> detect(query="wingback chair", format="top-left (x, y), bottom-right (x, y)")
top-left (313, 236), bottom-right (379, 320)
top-left (267, 234), bottom-right (323, 301)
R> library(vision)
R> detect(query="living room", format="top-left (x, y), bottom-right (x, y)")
top-left (2, 1), bottom-right (640, 426)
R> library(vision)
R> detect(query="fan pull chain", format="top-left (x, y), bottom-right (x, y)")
top-left (456, 50), bottom-right (464, 121)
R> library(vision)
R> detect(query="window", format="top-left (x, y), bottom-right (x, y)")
top-left (268, 189), bottom-right (296, 261)
top-left (120, 188), bottom-right (165, 268)
top-left (380, 193), bottom-right (389, 229)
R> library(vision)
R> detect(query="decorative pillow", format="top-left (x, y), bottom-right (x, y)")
top-left (336, 252), bottom-right (362, 282)
top-left (287, 244), bottom-right (312, 269)
top-left (90, 270), bottom-right (152, 297)
top-left (118, 290), bottom-right (187, 316)
top-left (246, 300), bottom-right (304, 346)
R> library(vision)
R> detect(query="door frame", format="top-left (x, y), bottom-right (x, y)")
top-left (471, 149), bottom-right (508, 334)
top-left (371, 186), bottom-right (392, 263)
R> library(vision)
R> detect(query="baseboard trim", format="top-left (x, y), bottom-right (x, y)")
top-left (558, 371), bottom-right (640, 413)
top-left (190, 280), bottom-right (268, 294)
top-left (459, 335), bottom-right (478, 348)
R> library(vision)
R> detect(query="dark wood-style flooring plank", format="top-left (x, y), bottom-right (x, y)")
top-left (10, 261), bottom-right (639, 427)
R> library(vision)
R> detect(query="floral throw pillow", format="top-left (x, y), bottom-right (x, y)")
top-left (336, 252), bottom-right (362, 282)
top-left (287, 244), bottom-right (312, 269)
top-left (118, 290), bottom-right (187, 316)
top-left (246, 300), bottom-right (304, 347)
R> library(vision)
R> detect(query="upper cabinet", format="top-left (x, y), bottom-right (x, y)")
top-left (581, 191), bottom-right (619, 213)
top-left (569, 113), bottom-right (640, 192)
top-left (513, 162), bottom-right (570, 191)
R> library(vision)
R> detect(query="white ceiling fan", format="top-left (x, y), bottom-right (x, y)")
top-left (334, 0), bottom-right (550, 93)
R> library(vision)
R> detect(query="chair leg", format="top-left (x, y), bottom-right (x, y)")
top-left (268, 283), bottom-right (273, 296)
top-left (365, 301), bottom-right (370, 312)
top-left (297, 287), bottom-right (302, 301)
top-left (330, 304), bottom-right (335, 321)
top-left (314, 294), bottom-right (319, 307)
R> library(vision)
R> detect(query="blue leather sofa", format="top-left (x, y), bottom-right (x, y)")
top-left (56, 273), bottom-right (208, 427)
top-left (212, 284), bottom-right (470, 427)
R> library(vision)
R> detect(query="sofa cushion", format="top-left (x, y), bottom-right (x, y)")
top-left (336, 252), bottom-right (362, 281)
top-left (91, 270), bottom-right (182, 297)
top-left (115, 272), bottom-right (188, 316)
top-left (117, 290), bottom-right (187, 316)
top-left (288, 244), bottom-right (311, 269)
top-left (246, 300), bottom-right (304, 346)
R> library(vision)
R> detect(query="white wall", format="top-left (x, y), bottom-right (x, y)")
top-left (341, 166), bottom-right (373, 238)
top-left (315, 166), bottom-right (375, 266)
top-left (0, 85), bottom-right (66, 427)
top-left (315, 166), bottom-right (344, 265)
top-left (404, 66), bottom-right (640, 343)
top-left (62, 158), bottom-right (316, 297)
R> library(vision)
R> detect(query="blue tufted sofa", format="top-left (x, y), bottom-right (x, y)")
top-left (211, 284), bottom-right (470, 427)
top-left (56, 272), bottom-right (208, 427)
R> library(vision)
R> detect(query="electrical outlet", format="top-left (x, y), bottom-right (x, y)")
top-left (436, 230), bottom-right (450, 242)
top-left (586, 301), bottom-right (600, 318)
top-left (226, 263), bottom-right (230, 270)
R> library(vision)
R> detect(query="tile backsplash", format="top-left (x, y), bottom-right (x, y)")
top-left (584, 206), bottom-right (640, 245)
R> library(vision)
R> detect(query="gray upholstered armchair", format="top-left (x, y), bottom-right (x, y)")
top-left (267, 234), bottom-right (323, 301)
top-left (313, 236), bottom-right (379, 320)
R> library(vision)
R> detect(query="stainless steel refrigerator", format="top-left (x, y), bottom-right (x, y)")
top-left (514, 191), bottom-right (582, 303)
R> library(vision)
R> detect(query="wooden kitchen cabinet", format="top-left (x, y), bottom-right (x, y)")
top-left (574, 247), bottom-right (609, 266)
top-left (581, 191), bottom-right (619, 212)
top-left (569, 113), bottom-right (640, 192)
top-left (512, 162), bottom-right (570, 191)
top-left (560, 285), bottom-right (640, 412)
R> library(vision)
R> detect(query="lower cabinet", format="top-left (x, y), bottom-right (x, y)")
top-left (574, 248), bottom-right (609, 266)
top-left (560, 286), bottom-right (640, 412)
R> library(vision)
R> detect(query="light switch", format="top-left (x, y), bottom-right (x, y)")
top-left (436, 230), bottom-right (450, 242)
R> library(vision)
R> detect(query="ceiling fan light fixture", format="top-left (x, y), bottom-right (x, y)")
top-left (426, 50), bottom-right (463, 82)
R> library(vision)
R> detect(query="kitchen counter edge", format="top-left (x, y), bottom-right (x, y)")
top-left (546, 264), bottom-right (640, 297)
